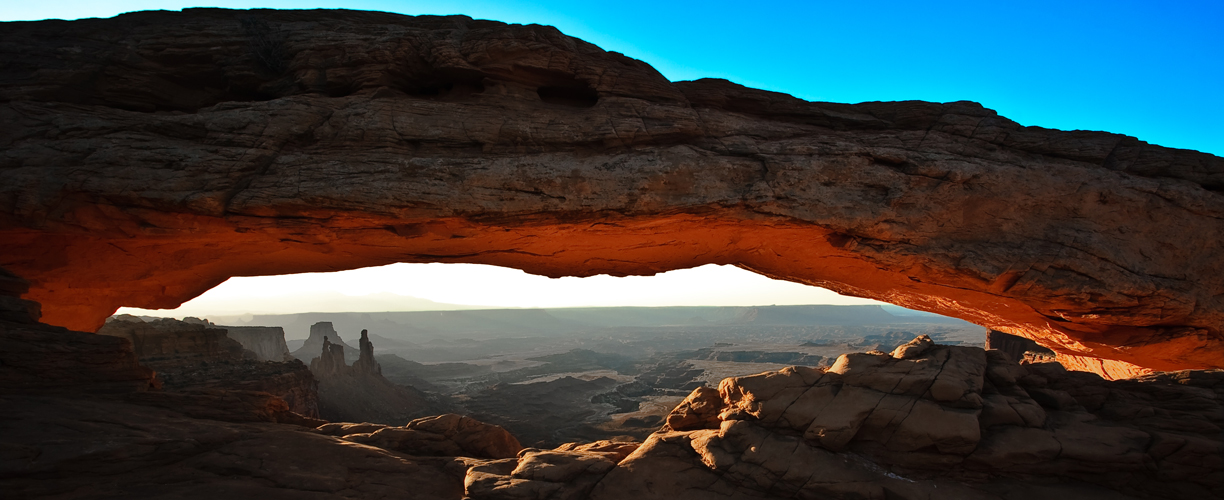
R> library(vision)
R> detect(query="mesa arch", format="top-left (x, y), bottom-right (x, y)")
top-left (0, 9), bottom-right (1221, 377)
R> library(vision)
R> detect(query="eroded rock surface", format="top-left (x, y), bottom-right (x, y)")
top-left (219, 324), bottom-right (294, 361)
top-left (294, 321), bottom-right (358, 363)
top-left (583, 336), bottom-right (1224, 500)
top-left (465, 441), bottom-right (639, 500)
top-left (308, 328), bottom-right (449, 423)
top-left (0, 9), bottom-right (1221, 373)
top-left (0, 274), bottom-right (156, 394)
top-left (0, 395), bottom-right (463, 499)
top-left (315, 413), bottom-right (523, 459)
top-left (3, 322), bottom-right (1221, 499)
top-left (98, 316), bottom-right (321, 417)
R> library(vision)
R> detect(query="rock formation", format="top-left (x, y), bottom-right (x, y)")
top-left (465, 441), bottom-right (640, 500)
top-left (353, 329), bottom-right (381, 374)
top-left (180, 316), bottom-right (294, 361)
top-left (581, 337), bottom-right (1224, 499)
top-left (314, 413), bottom-right (523, 459)
top-left (0, 9), bottom-right (1220, 375)
top-left (984, 329), bottom-right (1054, 363)
top-left (293, 321), bottom-right (358, 362)
top-left (308, 328), bottom-right (447, 423)
top-left (217, 324), bottom-right (294, 361)
top-left (98, 316), bottom-right (320, 417)
top-left (0, 269), bottom-right (156, 394)
top-left (3, 304), bottom-right (1221, 499)
top-left (0, 395), bottom-right (462, 499)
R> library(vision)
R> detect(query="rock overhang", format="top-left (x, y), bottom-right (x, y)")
top-left (0, 8), bottom-right (1221, 375)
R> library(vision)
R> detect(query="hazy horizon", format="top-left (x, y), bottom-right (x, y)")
top-left (116, 263), bottom-right (889, 319)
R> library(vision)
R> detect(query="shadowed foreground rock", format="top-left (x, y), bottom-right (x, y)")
top-left (579, 337), bottom-right (1224, 500)
top-left (98, 315), bottom-right (320, 417)
top-left (0, 9), bottom-right (1221, 375)
top-left (2, 327), bottom-right (1220, 499)
top-left (315, 413), bottom-right (523, 459)
top-left (308, 328), bottom-right (449, 423)
top-left (0, 395), bottom-right (463, 499)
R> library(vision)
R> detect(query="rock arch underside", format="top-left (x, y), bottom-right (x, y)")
top-left (1, 9), bottom-right (1222, 378)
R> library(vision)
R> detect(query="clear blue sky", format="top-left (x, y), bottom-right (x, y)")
top-left (2, 1), bottom-right (1222, 156)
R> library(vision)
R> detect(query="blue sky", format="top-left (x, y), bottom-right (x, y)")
top-left (3, 1), bottom-right (1221, 156)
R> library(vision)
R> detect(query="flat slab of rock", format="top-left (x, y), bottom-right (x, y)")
top-left (0, 395), bottom-right (464, 499)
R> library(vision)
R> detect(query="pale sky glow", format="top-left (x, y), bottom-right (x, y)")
top-left (117, 264), bottom-right (884, 317)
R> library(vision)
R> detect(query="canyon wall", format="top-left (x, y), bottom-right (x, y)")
top-left (98, 316), bottom-right (320, 416)
top-left (220, 324), bottom-right (293, 361)
top-left (0, 9), bottom-right (1221, 374)
top-left (0, 269), bottom-right (156, 394)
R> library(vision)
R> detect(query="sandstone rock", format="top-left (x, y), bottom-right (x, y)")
top-left (0, 10), bottom-right (1220, 374)
top-left (662, 386), bottom-right (724, 431)
top-left (124, 388), bottom-right (326, 427)
top-left (643, 336), bottom-right (1224, 499)
top-left (552, 440), bottom-right (641, 463)
top-left (0, 320), bottom-right (156, 395)
top-left (307, 328), bottom-right (447, 423)
top-left (352, 329), bottom-right (381, 375)
top-left (98, 316), bottom-right (321, 417)
top-left (219, 324), bottom-right (294, 361)
top-left (0, 395), bottom-right (463, 499)
top-left (98, 316), bottom-right (252, 364)
top-left (293, 322), bottom-right (358, 362)
top-left (459, 438), bottom-right (642, 500)
top-left (890, 334), bottom-right (934, 359)
top-left (336, 413), bottom-right (522, 459)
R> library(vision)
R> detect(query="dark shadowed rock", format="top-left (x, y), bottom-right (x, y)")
top-left (0, 395), bottom-right (462, 499)
top-left (308, 327), bottom-right (447, 423)
top-left (316, 413), bottom-right (522, 459)
top-left (0, 10), bottom-right (1220, 376)
top-left (98, 316), bottom-right (320, 417)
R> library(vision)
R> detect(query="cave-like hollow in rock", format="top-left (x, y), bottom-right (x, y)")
top-left (1, 9), bottom-right (1222, 379)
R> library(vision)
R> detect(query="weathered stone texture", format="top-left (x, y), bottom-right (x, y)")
top-left (0, 10), bottom-right (1221, 372)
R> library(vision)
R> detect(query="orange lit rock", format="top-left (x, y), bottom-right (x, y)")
top-left (0, 9), bottom-right (1221, 374)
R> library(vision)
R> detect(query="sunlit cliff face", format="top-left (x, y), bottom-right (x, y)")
top-left (2, 9), bottom-right (1221, 376)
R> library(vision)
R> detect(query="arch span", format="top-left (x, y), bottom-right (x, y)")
top-left (1, 9), bottom-right (1221, 374)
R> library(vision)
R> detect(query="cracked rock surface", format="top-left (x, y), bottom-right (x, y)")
top-left (583, 336), bottom-right (1224, 500)
top-left (0, 9), bottom-right (1222, 373)
top-left (3, 330), bottom-right (1221, 499)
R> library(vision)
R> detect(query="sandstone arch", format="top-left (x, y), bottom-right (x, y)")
top-left (1, 9), bottom-right (1221, 374)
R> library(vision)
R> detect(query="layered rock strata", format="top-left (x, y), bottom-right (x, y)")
top-left (464, 440), bottom-right (641, 500)
top-left (579, 336), bottom-right (1224, 500)
top-left (0, 395), bottom-right (463, 499)
top-left (0, 269), bottom-right (156, 394)
top-left (0, 9), bottom-right (1221, 373)
top-left (98, 316), bottom-right (320, 417)
top-left (3, 328), bottom-right (1222, 499)
top-left (294, 321), bottom-right (358, 362)
top-left (219, 324), bottom-right (294, 361)
top-left (314, 413), bottom-right (523, 459)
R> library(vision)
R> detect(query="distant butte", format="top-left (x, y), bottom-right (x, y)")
top-left (1, 9), bottom-right (1221, 377)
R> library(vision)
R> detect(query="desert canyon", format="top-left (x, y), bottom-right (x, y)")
top-left (1, 9), bottom-right (1221, 499)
